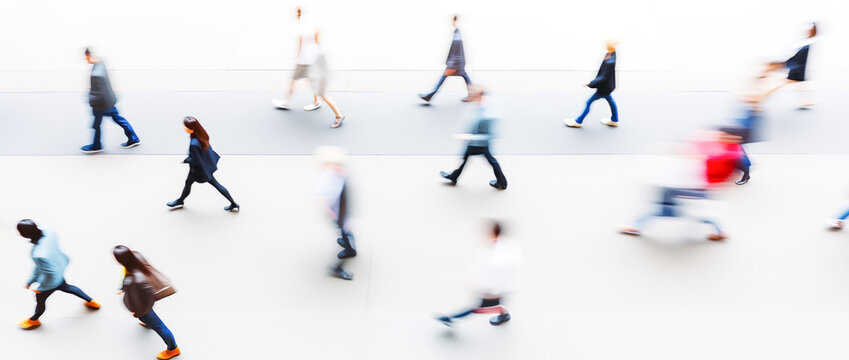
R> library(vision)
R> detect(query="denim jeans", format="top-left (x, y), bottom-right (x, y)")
top-left (31, 281), bottom-right (92, 320)
top-left (423, 70), bottom-right (472, 98)
top-left (633, 187), bottom-right (722, 233)
top-left (92, 107), bottom-right (139, 148)
top-left (139, 310), bottom-right (178, 350)
top-left (575, 92), bottom-right (619, 124)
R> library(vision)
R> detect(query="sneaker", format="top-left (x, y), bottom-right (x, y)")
top-left (735, 177), bottom-right (749, 185)
top-left (330, 265), bottom-right (353, 280)
top-left (489, 180), bottom-right (507, 190)
top-left (272, 99), bottom-right (290, 110)
top-left (18, 319), bottom-right (41, 330)
top-left (418, 93), bottom-right (433, 102)
top-left (440, 171), bottom-right (457, 185)
top-left (156, 348), bottom-right (181, 360)
top-left (489, 313), bottom-right (511, 326)
top-left (83, 300), bottom-right (101, 310)
top-left (120, 140), bottom-right (141, 149)
top-left (827, 219), bottom-right (844, 231)
top-left (166, 200), bottom-right (184, 209)
top-left (338, 248), bottom-right (357, 259)
top-left (81, 144), bottom-right (103, 153)
top-left (619, 226), bottom-right (641, 236)
top-left (460, 96), bottom-right (473, 102)
top-left (707, 233), bottom-right (727, 241)
top-left (564, 118), bottom-right (582, 128)
top-left (303, 102), bottom-right (321, 111)
top-left (436, 316), bottom-right (454, 327)
top-left (600, 118), bottom-right (619, 127)
top-left (225, 203), bottom-right (240, 212)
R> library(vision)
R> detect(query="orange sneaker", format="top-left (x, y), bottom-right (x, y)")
top-left (156, 348), bottom-right (181, 359)
top-left (18, 319), bottom-right (41, 330)
top-left (83, 300), bottom-right (101, 310)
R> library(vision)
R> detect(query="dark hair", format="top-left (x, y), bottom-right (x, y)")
top-left (183, 116), bottom-right (210, 150)
top-left (492, 221), bottom-right (502, 237)
top-left (113, 245), bottom-right (151, 274)
top-left (17, 219), bottom-right (42, 242)
top-left (84, 48), bottom-right (91, 56)
top-left (453, 15), bottom-right (458, 22)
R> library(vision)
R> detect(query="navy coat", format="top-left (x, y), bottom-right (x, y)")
top-left (588, 52), bottom-right (616, 95)
top-left (786, 45), bottom-right (809, 81)
top-left (184, 138), bottom-right (219, 183)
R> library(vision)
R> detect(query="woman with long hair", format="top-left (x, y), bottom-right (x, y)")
top-left (167, 116), bottom-right (239, 212)
top-left (113, 245), bottom-right (180, 359)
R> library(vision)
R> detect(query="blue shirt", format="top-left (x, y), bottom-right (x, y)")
top-left (27, 229), bottom-right (70, 291)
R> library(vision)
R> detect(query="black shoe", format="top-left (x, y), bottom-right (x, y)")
top-left (338, 248), bottom-right (357, 259)
top-left (330, 265), bottom-right (353, 280)
top-left (166, 200), bottom-right (184, 209)
top-left (489, 180), bottom-right (507, 190)
top-left (419, 93), bottom-right (433, 102)
top-left (120, 140), bottom-right (141, 149)
top-left (436, 316), bottom-right (454, 327)
top-left (489, 313), bottom-right (511, 326)
top-left (81, 144), bottom-right (103, 153)
top-left (735, 176), bottom-right (749, 185)
top-left (440, 171), bottom-right (457, 185)
top-left (225, 203), bottom-right (240, 212)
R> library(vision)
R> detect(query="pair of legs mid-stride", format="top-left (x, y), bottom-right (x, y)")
top-left (167, 175), bottom-right (239, 212)
top-left (620, 187), bottom-right (726, 241)
top-left (436, 297), bottom-right (511, 327)
top-left (441, 145), bottom-right (508, 190)
top-left (19, 280), bottom-right (100, 330)
top-left (564, 92), bottom-right (619, 128)
top-left (138, 310), bottom-right (181, 360)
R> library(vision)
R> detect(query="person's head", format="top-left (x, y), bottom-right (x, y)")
top-left (296, 7), bottom-right (301, 20)
top-left (606, 41), bottom-right (617, 53)
top-left (183, 116), bottom-right (210, 150)
top-left (84, 48), bottom-right (97, 64)
top-left (113, 245), bottom-right (149, 273)
top-left (808, 22), bottom-right (817, 38)
top-left (467, 85), bottom-right (485, 103)
top-left (490, 221), bottom-right (502, 243)
top-left (315, 145), bottom-right (347, 168)
top-left (452, 15), bottom-right (458, 27)
top-left (17, 219), bottom-right (42, 243)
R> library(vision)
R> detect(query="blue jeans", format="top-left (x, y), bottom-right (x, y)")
top-left (422, 70), bottom-right (471, 98)
top-left (92, 107), bottom-right (139, 148)
top-left (837, 208), bottom-right (849, 221)
top-left (633, 188), bottom-right (722, 233)
top-left (31, 280), bottom-right (92, 320)
top-left (575, 92), bottom-right (618, 124)
top-left (139, 310), bottom-right (178, 350)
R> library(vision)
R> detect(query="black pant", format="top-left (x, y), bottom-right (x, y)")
top-left (448, 145), bottom-right (507, 185)
top-left (178, 175), bottom-right (236, 205)
top-left (31, 281), bottom-right (92, 320)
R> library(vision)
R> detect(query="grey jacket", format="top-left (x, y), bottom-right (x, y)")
top-left (446, 28), bottom-right (465, 70)
top-left (89, 62), bottom-right (118, 112)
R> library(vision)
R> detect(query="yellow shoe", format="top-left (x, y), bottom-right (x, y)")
top-left (157, 348), bottom-right (181, 359)
top-left (18, 319), bottom-right (41, 330)
top-left (84, 300), bottom-right (101, 310)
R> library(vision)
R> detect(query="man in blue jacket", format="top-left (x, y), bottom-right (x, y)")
top-left (565, 42), bottom-right (619, 128)
top-left (419, 15), bottom-right (473, 103)
top-left (17, 220), bottom-right (100, 330)
top-left (81, 48), bottom-right (141, 153)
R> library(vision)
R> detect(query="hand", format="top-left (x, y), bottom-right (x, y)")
top-left (116, 290), bottom-right (124, 295)
top-left (444, 68), bottom-right (458, 76)
top-left (130, 312), bottom-right (136, 317)
top-left (583, 83), bottom-right (590, 88)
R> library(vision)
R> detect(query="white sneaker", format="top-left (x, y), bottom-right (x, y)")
top-left (619, 226), bottom-right (641, 236)
top-left (600, 118), bottom-right (619, 127)
top-left (303, 102), bottom-right (322, 111)
top-left (827, 219), bottom-right (844, 230)
top-left (564, 118), bottom-right (582, 128)
top-left (272, 99), bottom-right (290, 110)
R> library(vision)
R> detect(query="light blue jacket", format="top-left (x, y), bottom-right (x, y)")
top-left (467, 103), bottom-right (500, 147)
top-left (26, 229), bottom-right (69, 291)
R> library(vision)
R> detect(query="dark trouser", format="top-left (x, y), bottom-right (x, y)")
top-left (30, 281), bottom-right (92, 320)
top-left (178, 174), bottom-right (236, 205)
top-left (575, 92), bottom-right (618, 124)
top-left (447, 145), bottom-right (507, 186)
top-left (448, 297), bottom-right (508, 319)
top-left (422, 69), bottom-right (472, 98)
top-left (139, 310), bottom-right (178, 350)
top-left (737, 146), bottom-right (751, 180)
top-left (633, 187), bottom-right (722, 233)
top-left (91, 107), bottom-right (139, 148)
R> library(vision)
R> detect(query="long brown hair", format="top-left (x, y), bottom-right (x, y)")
top-left (113, 245), bottom-right (151, 275)
top-left (183, 116), bottom-right (210, 150)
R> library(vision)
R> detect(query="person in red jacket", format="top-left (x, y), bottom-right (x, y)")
top-left (619, 130), bottom-right (743, 241)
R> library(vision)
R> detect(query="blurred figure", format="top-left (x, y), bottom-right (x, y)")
top-left (166, 116), bottom-right (240, 212)
top-left (436, 221), bottom-right (521, 327)
top-left (81, 48), bottom-right (140, 153)
top-left (440, 85), bottom-right (508, 190)
top-left (113, 246), bottom-right (180, 360)
top-left (315, 146), bottom-right (357, 280)
top-left (619, 130), bottom-right (744, 241)
top-left (757, 23), bottom-right (817, 109)
top-left (17, 219), bottom-right (100, 330)
top-left (418, 15), bottom-right (473, 103)
top-left (722, 103), bottom-right (762, 186)
top-left (565, 41), bottom-right (619, 128)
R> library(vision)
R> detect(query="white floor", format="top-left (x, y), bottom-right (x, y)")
top-left (3, 154), bottom-right (849, 359)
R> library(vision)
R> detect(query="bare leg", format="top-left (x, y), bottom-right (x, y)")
top-left (320, 96), bottom-right (343, 118)
top-left (758, 79), bottom-right (796, 102)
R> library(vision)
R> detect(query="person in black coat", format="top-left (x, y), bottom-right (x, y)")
top-left (167, 116), bottom-right (239, 212)
top-left (565, 42), bottom-right (620, 128)
top-left (418, 15), bottom-right (473, 103)
top-left (81, 48), bottom-right (141, 153)
top-left (757, 23), bottom-right (817, 109)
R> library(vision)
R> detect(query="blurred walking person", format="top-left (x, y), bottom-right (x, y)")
top-left (316, 146), bottom-right (357, 280)
top-left (440, 86), bottom-right (508, 190)
top-left (81, 48), bottom-right (140, 153)
top-left (17, 219), bottom-right (100, 330)
top-left (166, 116), bottom-right (240, 212)
top-left (113, 245), bottom-right (180, 359)
top-left (419, 15), bottom-right (473, 103)
top-left (565, 42), bottom-right (619, 128)
top-left (757, 23), bottom-right (817, 109)
top-left (436, 221), bottom-right (521, 327)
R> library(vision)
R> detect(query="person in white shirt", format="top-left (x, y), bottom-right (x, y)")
top-left (315, 146), bottom-right (356, 280)
top-left (436, 221), bottom-right (521, 327)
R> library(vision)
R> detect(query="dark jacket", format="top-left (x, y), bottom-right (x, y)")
top-left (786, 45), bottom-right (809, 81)
top-left (588, 52), bottom-right (616, 95)
top-left (122, 270), bottom-right (155, 318)
top-left (184, 138), bottom-right (220, 183)
top-left (89, 62), bottom-right (118, 112)
top-left (446, 28), bottom-right (466, 70)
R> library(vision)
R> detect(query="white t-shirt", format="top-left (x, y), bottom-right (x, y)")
top-left (296, 21), bottom-right (319, 65)
top-left (472, 239), bottom-right (522, 296)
